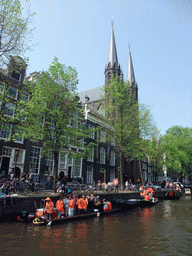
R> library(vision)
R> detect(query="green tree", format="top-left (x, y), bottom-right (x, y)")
top-left (18, 58), bottom-right (91, 192)
top-left (103, 77), bottom-right (156, 189)
top-left (162, 125), bottom-right (192, 181)
top-left (0, 0), bottom-right (35, 67)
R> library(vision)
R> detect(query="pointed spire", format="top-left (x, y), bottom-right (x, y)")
top-left (108, 19), bottom-right (118, 68)
top-left (127, 44), bottom-right (135, 83)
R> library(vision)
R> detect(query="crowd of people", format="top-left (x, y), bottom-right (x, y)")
top-left (44, 194), bottom-right (112, 220)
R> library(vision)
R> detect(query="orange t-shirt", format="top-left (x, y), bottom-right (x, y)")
top-left (56, 200), bottom-right (64, 212)
top-left (83, 199), bottom-right (88, 210)
top-left (45, 201), bottom-right (54, 213)
top-left (77, 198), bottom-right (84, 209)
top-left (68, 199), bottom-right (75, 209)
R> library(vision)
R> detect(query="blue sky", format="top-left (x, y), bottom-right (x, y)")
top-left (22, 0), bottom-right (192, 135)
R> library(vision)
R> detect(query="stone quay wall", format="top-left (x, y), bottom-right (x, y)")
top-left (0, 189), bottom-right (183, 220)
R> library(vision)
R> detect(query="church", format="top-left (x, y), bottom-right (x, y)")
top-left (77, 24), bottom-right (142, 185)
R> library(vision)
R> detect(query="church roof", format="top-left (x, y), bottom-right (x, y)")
top-left (127, 49), bottom-right (135, 83)
top-left (77, 85), bottom-right (104, 104)
top-left (108, 26), bottom-right (118, 67)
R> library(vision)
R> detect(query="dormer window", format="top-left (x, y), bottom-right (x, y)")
top-left (11, 70), bottom-right (21, 81)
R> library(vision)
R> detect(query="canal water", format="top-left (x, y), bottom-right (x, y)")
top-left (0, 197), bottom-right (192, 256)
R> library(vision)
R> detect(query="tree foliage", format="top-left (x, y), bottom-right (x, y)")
top-left (17, 58), bottom-right (91, 191)
top-left (0, 0), bottom-right (35, 67)
top-left (161, 125), bottom-right (192, 179)
top-left (103, 77), bottom-right (156, 188)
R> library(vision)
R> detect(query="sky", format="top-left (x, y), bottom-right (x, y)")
top-left (21, 0), bottom-right (192, 135)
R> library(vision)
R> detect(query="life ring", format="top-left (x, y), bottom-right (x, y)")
top-left (33, 217), bottom-right (45, 225)
top-left (169, 191), bottom-right (174, 196)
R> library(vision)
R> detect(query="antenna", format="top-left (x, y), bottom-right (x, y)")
top-left (111, 16), bottom-right (114, 28)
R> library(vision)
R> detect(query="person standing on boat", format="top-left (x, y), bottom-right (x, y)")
top-left (63, 195), bottom-right (70, 217)
top-left (83, 195), bottom-right (88, 214)
top-left (77, 195), bottom-right (84, 215)
top-left (68, 195), bottom-right (75, 217)
top-left (56, 197), bottom-right (64, 218)
top-left (45, 197), bottom-right (54, 220)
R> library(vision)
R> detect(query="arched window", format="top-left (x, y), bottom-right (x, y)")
top-left (110, 150), bottom-right (115, 166)
top-left (100, 147), bottom-right (105, 164)
top-left (108, 72), bottom-right (111, 83)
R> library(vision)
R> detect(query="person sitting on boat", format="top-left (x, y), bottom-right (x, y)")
top-left (45, 197), bottom-right (54, 220)
top-left (56, 197), bottom-right (64, 218)
top-left (103, 199), bottom-right (109, 212)
top-left (0, 182), bottom-right (13, 207)
top-left (68, 195), bottom-right (75, 217)
top-left (77, 195), bottom-right (85, 215)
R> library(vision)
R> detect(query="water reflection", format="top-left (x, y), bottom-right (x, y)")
top-left (0, 198), bottom-right (192, 255)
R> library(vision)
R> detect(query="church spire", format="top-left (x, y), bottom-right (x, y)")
top-left (127, 44), bottom-right (135, 83)
top-left (108, 19), bottom-right (118, 68)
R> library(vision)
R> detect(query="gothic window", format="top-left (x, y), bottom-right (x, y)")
top-left (108, 72), bottom-right (111, 83)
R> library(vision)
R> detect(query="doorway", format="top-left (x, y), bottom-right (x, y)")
top-left (1, 157), bottom-right (10, 176)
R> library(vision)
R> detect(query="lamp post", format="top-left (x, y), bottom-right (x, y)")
top-left (14, 148), bottom-right (20, 177)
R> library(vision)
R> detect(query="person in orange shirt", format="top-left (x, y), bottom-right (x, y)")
top-left (45, 197), bottom-right (54, 220)
top-left (68, 195), bottom-right (75, 216)
top-left (56, 197), bottom-right (64, 218)
top-left (77, 195), bottom-right (84, 215)
top-left (82, 195), bottom-right (88, 214)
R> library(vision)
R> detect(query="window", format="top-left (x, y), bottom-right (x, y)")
top-left (14, 149), bottom-right (24, 163)
top-left (100, 147), bottom-right (105, 164)
top-left (110, 170), bottom-right (115, 182)
top-left (100, 130), bottom-right (106, 142)
top-left (4, 103), bottom-right (15, 117)
top-left (45, 153), bottom-right (54, 174)
top-left (67, 157), bottom-right (72, 166)
top-left (29, 147), bottom-right (41, 174)
top-left (73, 158), bottom-right (81, 177)
top-left (2, 147), bottom-right (12, 157)
top-left (14, 126), bottom-right (23, 143)
top-left (86, 167), bottom-right (93, 184)
top-left (87, 147), bottom-right (94, 162)
top-left (0, 123), bottom-right (12, 139)
top-left (20, 92), bottom-right (30, 101)
top-left (8, 87), bottom-right (18, 99)
top-left (11, 70), bottom-right (21, 81)
top-left (110, 150), bottom-right (115, 166)
top-left (59, 152), bottom-right (66, 169)
top-left (88, 124), bottom-right (95, 139)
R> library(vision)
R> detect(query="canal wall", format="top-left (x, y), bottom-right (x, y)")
top-left (0, 189), bottom-right (183, 220)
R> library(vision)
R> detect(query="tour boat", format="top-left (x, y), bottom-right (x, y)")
top-left (32, 208), bottom-right (121, 226)
top-left (138, 197), bottom-right (159, 206)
